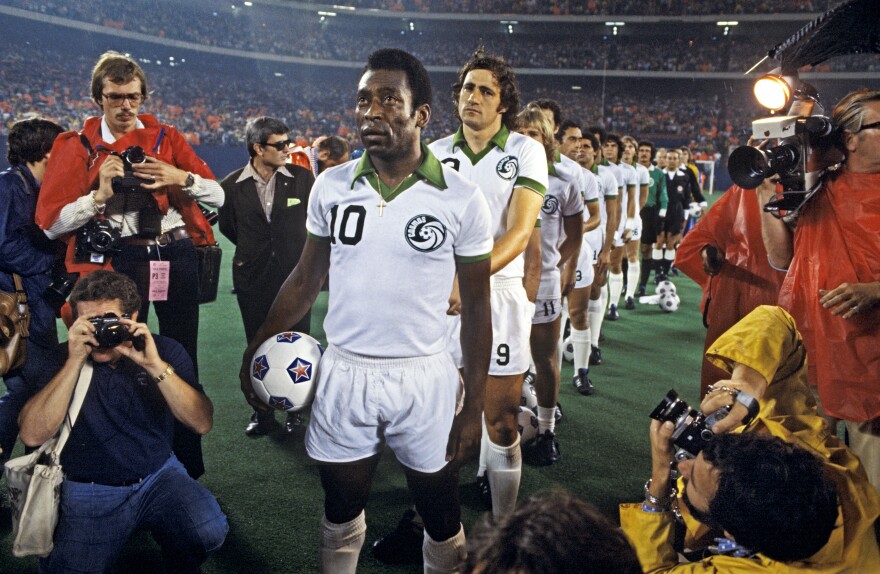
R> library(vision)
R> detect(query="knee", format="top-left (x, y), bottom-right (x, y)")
top-left (185, 502), bottom-right (229, 556)
top-left (486, 412), bottom-right (519, 445)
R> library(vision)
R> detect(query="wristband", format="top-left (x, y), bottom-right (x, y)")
top-left (90, 190), bottom-right (106, 214)
top-left (736, 390), bottom-right (760, 425)
top-left (154, 363), bottom-right (175, 384)
top-left (641, 501), bottom-right (669, 513)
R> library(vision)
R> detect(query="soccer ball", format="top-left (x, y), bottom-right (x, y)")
top-left (655, 280), bottom-right (677, 297)
top-left (521, 382), bottom-right (538, 410)
top-left (562, 335), bottom-right (574, 363)
top-left (517, 406), bottom-right (539, 443)
top-left (250, 331), bottom-right (325, 412)
top-left (659, 293), bottom-right (681, 313)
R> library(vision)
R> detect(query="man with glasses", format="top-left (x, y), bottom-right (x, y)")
top-left (757, 88), bottom-right (880, 492)
top-left (219, 117), bottom-right (315, 436)
top-left (35, 51), bottom-right (222, 478)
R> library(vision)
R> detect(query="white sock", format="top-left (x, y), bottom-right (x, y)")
top-left (423, 524), bottom-right (466, 574)
top-left (588, 299), bottom-right (604, 347)
top-left (625, 260), bottom-right (640, 298)
top-left (570, 326), bottom-right (591, 374)
top-left (486, 435), bottom-right (522, 519)
top-left (664, 248), bottom-right (676, 262)
top-left (652, 247), bottom-right (664, 265)
top-left (320, 512), bottom-right (366, 574)
top-left (608, 272), bottom-right (624, 307)
top-left (537, 406), bottom-right (555, 434)
top-left (477, 414), bottom-right (488, 477)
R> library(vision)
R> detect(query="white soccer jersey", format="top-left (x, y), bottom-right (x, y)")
top-left (634, 162), bottom-right (651, 210)
top-left (307, 148), bottom-right (493, 357)
top-left (616, 161), bottom-right (638, 226)
top-left (429, 126), bottom-right (548, 281)
top-left (538, 157), bottom-right (585, 298)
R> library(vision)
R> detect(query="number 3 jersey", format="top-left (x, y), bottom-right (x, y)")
top-left (306, 146), bottom-right (493, 358)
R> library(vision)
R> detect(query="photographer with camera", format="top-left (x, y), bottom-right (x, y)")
top-left (0, 118), bottom-right (65, 462)
top-left (620, 305), bottom-right (880, 572)
top-left (756, 89), bottom-right (880, 493)
top-left (17, 270), bottom-right (228, 572)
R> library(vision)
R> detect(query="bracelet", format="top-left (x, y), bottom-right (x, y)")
top-left (154, 363), bottom-right (175, 384)
top-left (644, 478), bottom-right (677, 510)
top-left (641, 501), bottom-right (669, 513)
top-left (90, 190), bottom-right (106, 214)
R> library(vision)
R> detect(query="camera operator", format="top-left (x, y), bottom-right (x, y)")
top-left (620, 305), bottom-right (880, 572)
top-left (756, 88), bottom-right (880, 492)
top-left (17, 270), bottom-right (228, 572)
top-left (0, 118), bottom-right (64, 462)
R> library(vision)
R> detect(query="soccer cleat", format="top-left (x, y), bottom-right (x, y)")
top-left (522, 371), bottom-right (535, 387)
top-left (555, 402), bottom-right (563, 423)
top-left (533, 430), bottom-right (561, 465)
top-left (284, 412), bottom-right (303, 434)
top-left (476, 474), bottom-right (492, 509)
top-left (589, 345), bottom-right (603, 366)
top-left (371, 508), bottom-right (424, 565)
top-left (573, 368), bottom-right (595, 396)
top-left (244, 411), bottom-right (277, 437)
top-left (625, 296), bottom-right (636, 310)
top-left (636, 285), bottom-right (646, 297)
top-left (606, 304), bottom-right (620, 321)
top-left (598, 331), bottom-right (606, 343)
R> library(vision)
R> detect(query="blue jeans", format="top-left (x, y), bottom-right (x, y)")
top-left (0, 337), bottom-right (61, 461)
top-left (41, 455), bottom-right (228, 574)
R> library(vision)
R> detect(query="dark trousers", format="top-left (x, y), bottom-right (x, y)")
top-left (112, 237), bottom-right (204, 478)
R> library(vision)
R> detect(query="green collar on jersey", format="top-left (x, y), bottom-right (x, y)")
top-left (351, 142), bottom-right (447, 201)
top-left (548, 161), bottom-right (558, 178)
top-left (451, 125), bottom-right (510, 164)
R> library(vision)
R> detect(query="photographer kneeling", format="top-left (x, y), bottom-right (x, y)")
top-left (621, 305), bottom-right (880, 572)
top-left (18, 271), bottom-right (228, 573)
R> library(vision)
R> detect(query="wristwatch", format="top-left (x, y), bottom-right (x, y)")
top-left (183, 172), bottom-right (195, 189)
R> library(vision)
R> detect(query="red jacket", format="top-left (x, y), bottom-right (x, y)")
top-left (676, 185), bottom-right (784, 395)
top-left (779, 170), bottom-right (880, 422)
top-left (35, 114), bottom-right (216, 274)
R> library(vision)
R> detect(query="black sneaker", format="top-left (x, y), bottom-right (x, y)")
top-left (589, 345), bottom-right (603, 366)
top-left (244, 411), bottom-right (277, 437)
top-left (284, 412), bottom-right (303, 433)
top-left (573, 368), bottom-right (595, 396)
top-left (371, 508), bottom-right (424, 565)
top-left (555, 402), bottom-right (563, 423)
top-left (606, 304), bottom-right (620, 321)
top-left (625, 296), bottom-right (636, 310)
top-left (636, 285), bottom-right (646, 297)
top-left (476, 474), bottom-right (492, 509)
top-left (533, 430), bottom-right (561, 465)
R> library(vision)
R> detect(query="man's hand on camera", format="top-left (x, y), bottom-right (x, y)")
top-left (133, 156), bottom-right (190, 190)
top-left (702, 364), bottom-right (768, 434)
top-left (115, 318), bottom-right (160, 371)
top-left (96, 155), bottom-right (124, 204)
top-left (68, 316), bottom-right (99, 363)
top-left (649, 419), bottom-right (676, 491)
top-left (819, 281), bottom-right (880, 320)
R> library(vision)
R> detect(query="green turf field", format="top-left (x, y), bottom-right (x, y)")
top-left (0, 220), bottom-right (712, 573)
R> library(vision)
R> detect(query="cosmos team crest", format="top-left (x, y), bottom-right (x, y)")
top-left (496, 156), bottom-right (518, 180)
top-left (542, 195), bottom-right (559, 214)
top-left (405, 214), bottom-right (447, 252)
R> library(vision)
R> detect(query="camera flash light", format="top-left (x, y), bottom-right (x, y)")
top-left (754, 75), bottom-right (791, 112)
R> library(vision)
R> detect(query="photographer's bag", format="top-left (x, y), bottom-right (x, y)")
top-left (196, 243), bottom-right (222, 304)
top-left (0, 274), bottom-right (30, 376)
top-left (4, 363), bottom-right (92, 557)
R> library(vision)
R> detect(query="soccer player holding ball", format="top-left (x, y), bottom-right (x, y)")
top-left (239, 49), bottom-right (493, 573)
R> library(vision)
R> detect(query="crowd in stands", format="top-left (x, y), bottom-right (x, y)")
top-left (9, 0), bottom-right (859, 75)
top-left (1, 41), bottom-right (763, 162)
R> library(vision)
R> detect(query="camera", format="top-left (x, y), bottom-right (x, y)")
top-left (75, 219), bottom-right (122, 263)
top-left (89, 312), bottom-right (145, 351)
top-left (650, 389), bottom-right (731, 461)
top-left (45, 272), bottom-right (77, 313)
top-left (727, 71), bottom-right (841, 221)
top-left (111, 145), bottom-right (149, 194)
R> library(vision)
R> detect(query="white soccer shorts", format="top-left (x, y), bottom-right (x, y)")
top-left (305, 345), bottom-right (463, 474)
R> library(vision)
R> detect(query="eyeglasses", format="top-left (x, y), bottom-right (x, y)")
top-left (857, 121), bottom-right (880, 133)
top-left (102, 93), bottom-right (144, 106)
top-left (261, 139), bottom-right (293, 151)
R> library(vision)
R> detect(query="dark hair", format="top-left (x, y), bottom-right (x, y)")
top-left (638, 139), bottom-right (657, 159)
top-left (246, 116), bottom-right (290, 158)
top-left (317, 135), bottom-right (350, 162)
top-left (702, 433), bottom-right (839, 562)
top-left (604, 133), bottom-right (622, 161)
top-left (531, 98), bottom-right (562, 130)
top-left (7, 118), bottom-right (64, 166)
top-left (364, 48), bottom-right (432, 113)
top-left (462, 489), bottom-right (641, 574)
top-left (587, 125), bottom-right (607, 145)
top-left (453, 47), bottom-right (520, 130)
top-left (91, 51), bottom-right (148, 106)
top-left (557, 119), bottom-right (581, 143)
top-left (70, 270), bottom-right (142, 319)
top-left (580, 132), bottom-right (600, 153)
